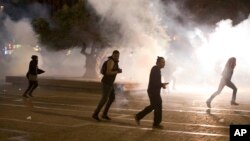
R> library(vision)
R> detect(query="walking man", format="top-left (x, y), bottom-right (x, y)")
top-left (135, 56), bottom-right (168, 129)
top-left (92, 50), bottom-right (122, 121)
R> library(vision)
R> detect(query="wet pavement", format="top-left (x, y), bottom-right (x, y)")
top-left (1, 83), bottom-right (250, 141)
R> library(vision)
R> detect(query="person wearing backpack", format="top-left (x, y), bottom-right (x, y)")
top-left (92, 50), bottom-right (122, 121)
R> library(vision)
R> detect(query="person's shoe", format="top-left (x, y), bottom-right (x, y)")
top-left (152, 124), bottom-right (164, 129)
top-left (134, 115), bottom-right (140, 125)
top-left (92, 114), bottom-right (101, 121)
top-left (206, 100), bottom-right (211, 108)
top-left (231, 101), bottom-right (239, 106)
top-left (22, 94), bottom-right (28, 98)
top-left (28, 94), bottom-right (33, 97)
top-left (101, 115), bottom-right (111, 120)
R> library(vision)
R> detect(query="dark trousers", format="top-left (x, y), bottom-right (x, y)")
top-left (93, 83), bottom-right (115, 116)
top-left (23, 80), bottom-right (38, 96)
top-left (136, 92), bottom-right (162, 126)
top-left (208, 78), bottom-right (237, 102)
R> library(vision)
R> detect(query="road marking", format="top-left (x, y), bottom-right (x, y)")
top-left (0, 116), bottom-right (229, 138)
top-left (0, 118), bottom-right (90, 128)
top-left (0, 128), bottom-right (29, 141)
top-left (114, 117), bottom-right (229, 129)
top-left (1, 95), bottom-right (250, 114)
top-left (92, 123), bottom-right (229, 137)
top-left (0, 128), bottom-right (28, 134)
top-left (2, 101), bottom-right (250, 119)
top-left (115, 114), bottom-right (130, 118)
top-left (0, 103), bottom-right (229, 129)
top-left (0, 95), bottom-right (249, 116)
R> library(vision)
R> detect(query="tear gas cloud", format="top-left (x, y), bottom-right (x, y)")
top-left (1, 0), bottom-right (250, 92)
top-left (0, 17), bottom-right (86, 79)
top-left (88, 0), bottom-right (169, 86)
top-left (89, 0), bottom-right (250, 90)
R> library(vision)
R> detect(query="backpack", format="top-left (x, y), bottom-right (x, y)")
top-left (100, 60), bottom-right (108, 75)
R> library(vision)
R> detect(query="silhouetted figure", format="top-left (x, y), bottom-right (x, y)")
top-left (92, 50), bottom-right (122, 121)
top-left (22, 55), bottom-right (45, 98)
top-left (134, 57), bottom-right (168, 129)
top-left (206, 57), bottom-right (238, 108)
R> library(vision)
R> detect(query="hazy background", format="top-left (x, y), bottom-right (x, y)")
top-left (1, 0), bottom-right (250, 93)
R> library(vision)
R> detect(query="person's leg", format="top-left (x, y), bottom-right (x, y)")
top-left (28, 81), bottom-right (38, 97)
top-left (92, 84), bottom-right (113, 120)
top-left (226, 81), bottom-right (238, 105)
top-left (136, 104), bottom-right (154, 119)
top-left (207, 79), bottom-right (225, 108)
top-left (135, 93), bottom-right (155, 125)
top-left (102, 87), bottom-right (115, 120)
top-left (135, 105), bottom-right (154, 121)
top-left (153, 95), bottom-right (162, 127)
top-left (23, 81), bottom-right (33, 97)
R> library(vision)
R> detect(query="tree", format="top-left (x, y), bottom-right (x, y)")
top-left (32, 1), bottom-right (117, 79)
top-left (183, 0), bottom-right (250, 25)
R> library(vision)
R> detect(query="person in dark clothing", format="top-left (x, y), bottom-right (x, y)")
top-left (206, 57), bottom-right (238, 108)
top-left (134, 57), bottom-right (168, 129)
top-left (22, 55), bottom-right (45, 98)
top-left (92, 50), bottom-right (122, 121)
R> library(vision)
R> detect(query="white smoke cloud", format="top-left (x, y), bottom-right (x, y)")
top-left (2, 0), bottom-right (250, 95)
top-left (2, 17), bottom-right (40, 77)
top-left (88, 0), bottom-right (169, 86)
top-left (191, 17), bottom-right (250, 87)
top-left (1, 17), bottom-right (86, 80)
top-left (89, 0), bottom-right (250, 93)
top-left (5, 17), bottom-right (37, 46)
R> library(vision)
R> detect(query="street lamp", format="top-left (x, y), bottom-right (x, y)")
top-left (0, 5), bottom-right (4, 12)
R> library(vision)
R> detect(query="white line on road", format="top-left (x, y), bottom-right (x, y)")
top-left (1, 95), bottom-right (250, 119)
top-left (93, 123), bottom-right (229, 137)
top-left (114, 117), bottom-right (229, 129)
top-left (0, 117), bottom-right (228, 138)
top-left (0, 128), bottom-right (28, 134)
top-left (0, 128), bottom-right (29, 141)
top-left (0, 103), bottom-right (229, 129)
top-left (0, 117), bottom-right (90, 128)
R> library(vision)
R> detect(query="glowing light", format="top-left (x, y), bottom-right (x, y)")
top-left (66, 50), bottom-right (71, 56)
top-left (33, 45), bottom-right (41, 52)
top-left (4, 44), bottom-right (14, 55)
top-left (0, 5), bottom-right (4, 11)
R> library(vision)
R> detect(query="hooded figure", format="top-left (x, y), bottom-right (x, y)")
top-left (22, 55), bottom-right (45, 97)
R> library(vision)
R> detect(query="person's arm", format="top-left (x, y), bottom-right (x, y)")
top-left (37, 68), bottom-right (45, 74)
top-left (106, 60), bottom-right (119, 75)
top-left (161, 82), bottom-right (169, 89)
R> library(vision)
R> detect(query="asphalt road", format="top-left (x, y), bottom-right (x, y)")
top-left (1, 83), bottom-right (250, 141)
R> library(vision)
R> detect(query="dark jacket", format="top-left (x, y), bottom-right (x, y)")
top-left (26, 60), bottom-right (45, 78)
top-left (147, 65), bottom-right (162, 94)
top-left (101, 56), bottom-right (119, 85)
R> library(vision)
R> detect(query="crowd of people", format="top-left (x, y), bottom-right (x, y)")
top-left (22, 51), bottom-right (239, 129)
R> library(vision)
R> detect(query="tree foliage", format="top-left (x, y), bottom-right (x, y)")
top-left (184, 0), bottom-right (250, 25)
top-left (32, 1), bottom-right (107, 51)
